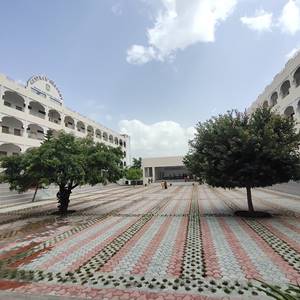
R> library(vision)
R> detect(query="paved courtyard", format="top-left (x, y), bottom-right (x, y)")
top-left (0, 183), bottom-right (299, 299)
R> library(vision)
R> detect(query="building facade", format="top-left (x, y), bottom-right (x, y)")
top-left (142, 156), bottom-right (192, 184)
top-left (0, 73), bottom-right (130, 166)
top-left (248, 51), bottom-right (300, 131)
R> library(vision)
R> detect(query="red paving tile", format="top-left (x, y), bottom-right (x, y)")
top-left (0, 184), bottom-right (299, 299)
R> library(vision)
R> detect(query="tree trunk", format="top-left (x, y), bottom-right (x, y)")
top-left (246, 186), bottom-right (254, 212)
top-left (57, 186), bottom-right (71, 214)
top-left (32, 185), bottom-right (38, 202)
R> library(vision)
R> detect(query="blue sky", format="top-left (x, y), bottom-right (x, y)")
top-left (1, 0), bottom-right (300, 157)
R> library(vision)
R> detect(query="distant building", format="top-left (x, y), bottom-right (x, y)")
top-left (0, 73), bottom-right (130, 166)
top-left (248, 51), bottom-right (300, 131)
top-left (142, 156), bottom-right (192, 184)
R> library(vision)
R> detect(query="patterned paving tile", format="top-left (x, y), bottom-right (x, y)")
top-left (0, 184), bottom-right (299, 299)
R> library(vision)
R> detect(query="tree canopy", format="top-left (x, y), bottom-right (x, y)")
top-left (132, 157), bottom-right (142, 169)
top-left (0, 131), bottom-right (124, 213)
top-left (125, 167), bottom-right (143, 185)
top-left (184, 107), bottom-right (300, 213)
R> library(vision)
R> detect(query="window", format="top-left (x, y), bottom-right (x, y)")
top-left (2, 126), bottom-right (9, 134)
top-left (14, 128), bottom-right (21, 136)
top-left (4, 101), bottom-right (11, 107)
top-left (0, 151), bottom-right (7, 156)
top-left (16, 106), bottom-right (23, 111)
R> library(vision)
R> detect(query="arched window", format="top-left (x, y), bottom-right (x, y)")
top-left (109, 134), bottom-right (113, 143)
top-left (76, 121), bottom-right (85, 133)
top-left (87, 125), bottom-right (94, 137)
top-left (114, 137), bottom-right (119, 145)
top-left (29, 101), bottom-right (46, 119)
top-left (0, 143), bottom-right (21, 156)
top-left (1, 116), bottom-right (23, 136)
top-left (270, 92), bottom-right (278, 107)
top-left (119, 139), bottom-right (123, 147)
top-left (95, 129), bottom-right (101, 139)
top-left (294, 66), bottom-right (300, 87)
top-left (27, 124), bottom-right (44, 140)
top-left (280, 80), bottom-right (291, 98)
top-left (2, 91), bottom-right (25, 111)
top-left (284, 106), bottom-right (295, 119)
top-left (103, 132), bottom-right (108, 141)
top-left (48, 109), bottom-right (61, 124)
top-left (64, 116), bottom-right (75, 129)
top-left (263, 101), bottom-right (268, 108)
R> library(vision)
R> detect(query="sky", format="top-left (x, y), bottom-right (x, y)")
top-left (1, 0), bottom-right (300, 158)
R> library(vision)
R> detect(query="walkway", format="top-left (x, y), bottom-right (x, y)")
top-left (0, 184), bottom-right (299, 299)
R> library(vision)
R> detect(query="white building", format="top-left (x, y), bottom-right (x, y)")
top-left (248, 51), bottom-right (300, 131)
top-left (142, 156), bottom-right (191, 184)
top-left (0, 73), bottom-right (130, 166)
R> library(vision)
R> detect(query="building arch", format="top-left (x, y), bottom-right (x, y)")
top-left (2, 91), bottom-right (25, 111)
top-left (119, 139), bottom-right (123, 147)
top-left (27, 124), bottom-right (44, 140)
top-left (114, 137), bottom-right (119, 145)
top-left (263, 100), bottom-right (268, 108)
top-left (87, 125), bottom-right (94, 137)
top-left (95, 129), bottom-right (101, 139)
top-left (270, 92), bottom-right (278, 107)
top-left (123, 141), bottom-right (126, 148)
top-left (64, 116), bottom-right (75, 129)
top-left (76, 120), bottom-right (85, 133)
top-left (109, 134), bottom-right (113, 143)
top-left (48, 109), bottom-right (61, 124)
top-left (103, 132), bottom-right (108, 141)
top-left (1, 116), bottom-right (23, 136)
top-left (284, 106), bottom-right (295, 118)
top-left (0, 143), bottom-right (22, 156)
top-left (280, 80), bottom-right (291, 98)
top-left (28, 100), bottom-right (46, 119)
top-left (294, 66), bottom-right (300, 87)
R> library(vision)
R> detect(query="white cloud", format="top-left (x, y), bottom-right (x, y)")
top-left (279, 0), bottom-right (300, 34)
top-left (119, 119), bottom-right (196, 157)
top-left (127, 0), bottom-right (237, 64)
top-left (286, 46), bottom-right (300, 60)
top-left (240, 9), bottom-right (273, 32)
top-left (112, 3), bottom-right (123, 16)
top-left (126, 45), bottom-right (157, 65)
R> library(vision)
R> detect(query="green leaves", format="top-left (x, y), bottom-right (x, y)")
top-left (125, 167), bottom-right (143, 182)
top-left (184, 107), bottom-right (300, 189)
top-left (0, 131), bottom-right (124, 194)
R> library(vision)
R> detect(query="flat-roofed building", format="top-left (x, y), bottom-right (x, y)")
top-left (0, 73), bottom-right (130, 167)
top-left (142, 156), bottom-right (192, 184)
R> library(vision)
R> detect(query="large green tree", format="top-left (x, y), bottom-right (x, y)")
top-left (132, 157), bottom-right (142, 169)
top-left (0, 131), bottom-right (124, 214)
top-left (125, 167), bottom-right (143, 186)
top-left (184, 107), bottom-right (300, 214)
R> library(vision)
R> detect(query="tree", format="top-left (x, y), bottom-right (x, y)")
top-left (184, 107), bottom-right (300, 216)
top-left (132, 157), bottom-right (142, 169)
top-left (0, 131), bottom-right (124, 214)
top-left (125, 167), bottom-right (143, 186)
